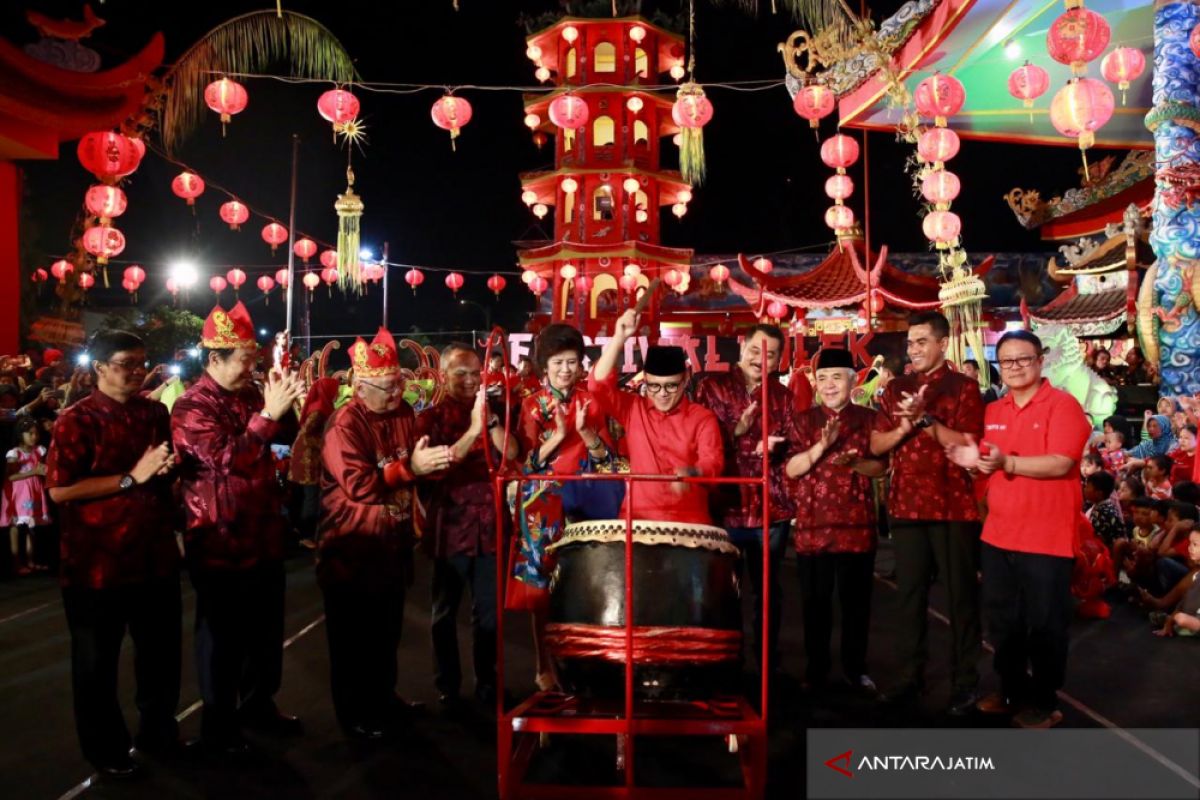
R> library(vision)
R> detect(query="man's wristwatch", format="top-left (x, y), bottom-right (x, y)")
top-left (487, 414), bottom-right (501, 429)
top-left (915, 414), bottom-right (935, 430)
top-left (118, 474), bottom-right (135, 491)
top-left (260, 409), bottom-right (274, 420)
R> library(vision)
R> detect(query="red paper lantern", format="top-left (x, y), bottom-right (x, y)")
top-left (219, 200), bottom-right (249, 230)
top-left (431, 96), bottom-right (473, 144)
top-left (209, 276), bottom-right (228, 294)
top-left (752, 258), bottom-right (774, 275)
top-left (672, 90), bottom-right (714, 129)
top-left (123, 265), bottom-right (146, 286)
top-left (319, 249), bottom-right (338, 270)
top-left (171, 172), bottom-right (205, 205)
top-left (1047, 8), bottom-right (1111, 75)
top-left (77, 131), bottom-right (141, 183)
top-left (444, 272), bottom-right (464, 294)
top-left (709, 264), bottom-right (730, 283)
top-left (921, 170), bottom-right (961, 206)
top-left (618, 274), bottom-right (639, 293)
top-left (917, 127), bottom-right (960, 164)
top-left (165, 277), bottom-right (179, 296)
top-left (661, 268), bottom-right (682, 288)
top-left (317, 89), bottom-right (360, 126)
top-left (1007, 62), bottom-right (1051, 108)
top-left (1050, 77), bottom-right (1114, 151)
top-left (82, 224), bottom-right (125, 265)
top-left (766, 300), bottom-right (787, 320)
top-left (302, 272), bottom-right (321, 291)
top-left (50, 260), bottom-right (73, 280)
top-left (914, 74), bottom-right (966, 122)
top-left (120, 137), bottom-right (146, 179)
top-left (548, 94), bottom-right (589, 130)
top-left (1101, 47), bottom-right (1146, 101)
top-left (824, 205), bottom-right (855, 231)
top-left (574, 275), bottom-right (593, 293)
top-left (293, 238), bottom-right (318, 262)
top-left (84, 185), bottom-right (127, 222)
top-left (922, 210), bottom-right (962, 244)
top-left (530, 276), bottom-right (550, 295)
top-left (869, 292), bottom-right (886, 314)
top-left (404, 268), bottom-right (425, 292)
top-left (122, 277), bottom-right (139, 294)
top-left (262, 222), bottom-right (289, 253)
top-left (793, 84), bottom-right (835, 128)
top-left (487, 274), bottom-right (506, 297)
top-left (1192, 23), bottom-right (1200, 59)
top-left (320, 267), bottom-right (339, 286)
top-left (226, 268), bottom-right (247, 290)
top-left (275, 268), bottom-right (290, 288)
top-left (820, 134), bottom-right (860, 169)
top-left (78, 272), bottom-right (95, 290)
top-left (257, 275), bottom-right (276, 294)
top-left (32, 268), bottom-right (48, 283)
top-left (825, 174), bottom-right (854, 201)
top-left (204, 78), bottom-right (248, 125)
top-left (363, 263), bottom-right (385, 282)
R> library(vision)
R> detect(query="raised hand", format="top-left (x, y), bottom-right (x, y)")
top-left (819, 416), bottom-right (840, 450)
top-left (752, 435), bottom-right (786, 456)
top-left (410, 435), bottom-right (453, 476)
top-left (895, 384), bottom-right (929, 419)
top-left (469, 385), bottom-right (488, 434)
top-left (554, 402), bottom-right (569, 437)
top-left (263, 371), bottom-right (305, 420)
top-left (613, 309), bottom-right (640, 340)
top-left (130, 442), bottom-right (172, 484)
top-left (829, 448), bottom-right (860, 467)
top-left (735, 401), bottom-right (758, 437)
top-left (574, 398), bottom-right (593, 434)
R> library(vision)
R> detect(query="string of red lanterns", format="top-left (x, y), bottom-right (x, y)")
top-left (820, 133), bottom-right (860, 237)
top-left (913, 73), bottom-right (966, 252)
top-left (1044, 0), bottom-right (1115, 176)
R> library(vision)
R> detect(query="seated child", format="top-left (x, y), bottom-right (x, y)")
top-left (1101, 429), bottom-right (1127, 474)
top-left (1117, 476), bottom-right (1145, 533)
top-left (1170, 425), bottom-right (1197, 485)
top-left (1113, 497), bottom-right (1164, 591)
top-left (1153, 500), bottom-right (1198, 592)
top-left (1143, 455), bottom-right (1174, 500)
top-left (1084, 471), bottom-right (1124, 547)
top-left (1081, 453), bottom-right (1105, 479)
top-left (1140, 530), bottom-right (1200, 637)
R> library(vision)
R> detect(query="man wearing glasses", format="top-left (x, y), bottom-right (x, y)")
top-left (588, 309), bottom-right (723, 526)
top-left (318, 328), bottom-right (451, 739)
top-left (946, 330), bottom-right (1091, 728)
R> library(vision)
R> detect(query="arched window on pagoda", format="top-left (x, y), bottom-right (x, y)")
top-left (564, 188), bottom-right (576, 224)
top-left (591, 272), bottom-right (619, 317)
top-left (593, 115), bottom-right (615, 148)
top-left (634, 47), bottom-right (649, 79)
top-left (593, 185), bottom-right (615, 221)
top-left (631, 189), bottom-right (648, 215)
top-left (633, 119), bottom-right (649, 145)
top-left (566, 48), bottom-right (577, 80)
top-left (563, 127), bottom-right (575, 153)
top-left (594, 42), bottom-right (616, 73)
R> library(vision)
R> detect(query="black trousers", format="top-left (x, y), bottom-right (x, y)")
top-left (981, 542), bottom-right (1074, 713)
top-left (323, 580), bottom-right (405, 730)
top-left (431, 554), bottom-right (497, 698)
top-left (796, 552), bottom-right (875, 682)
top-left (61, 577), bottom-right (181, 767)
top-left (190, 561), bottom-right (285, 745)
top-left (891, 520), bottom-right (983, 691)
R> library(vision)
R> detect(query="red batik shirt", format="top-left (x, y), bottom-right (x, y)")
top-left (317, 398), bottom-right (419, 588)
top-left (47, 391), bottom-right (180, 588)
top-left (171, 373), bottom-right (289, 570)
top-left (517, 385), bottom-right (612, 475)
top-left (587, 370), bottom-right (724, 526)
top-left (875, 364), bottom-right (984, 522)
top-left (416, 397), bottom-right (502, 559)
top-left (694, 371), bottom-right (795, 528)
top-left (791, 403), bottom-right (882, 554)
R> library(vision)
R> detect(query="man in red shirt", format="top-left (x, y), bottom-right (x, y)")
top-left (695, 324), bottom-right (794, 675)
top-left (588, 309), bottom-right (724, 526)
top-left (319, 329), bottom-right (450, 739)
top-left (418, 343), bottom-right (517, 707)
top-left (48, 331), bottom-right (178, 779)
top-left (870, 311), bottom-right (984, 714)
top-left (947, 330), bottom-right (1092, 728)
top-left (172, 303), bottom-right (306, 753)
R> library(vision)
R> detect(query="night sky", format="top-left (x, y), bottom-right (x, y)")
top-left (8, 0), bottom-right (1121, 347)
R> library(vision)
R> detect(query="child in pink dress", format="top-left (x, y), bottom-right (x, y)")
top-left (2, 418), bottom-right (52, 574)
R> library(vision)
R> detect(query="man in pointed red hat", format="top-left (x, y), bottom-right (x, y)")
top-left (171, 302), bottom-right (306, 755)
top-left (318, 328), bottom-right (452, 740)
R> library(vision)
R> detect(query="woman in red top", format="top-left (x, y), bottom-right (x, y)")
top-left (509, 323), bottom-right (613, 691)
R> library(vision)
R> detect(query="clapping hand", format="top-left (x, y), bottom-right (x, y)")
top-left (575, 398), bottom-right (593, 435)
top-left (829, 448), bottom-right (860, 467)
top-left (819, 416), bottom-right (840, 450)
top-left (895, 385), bottom-right (928, 419)
top-left (410, 435), bottom-right (453, 476)
top-left (752, 435), bottom-right (786, 456)
top-left (262, 370), bottom-right (305, 420)
top-left (735, 401), bottom-right (758, 437)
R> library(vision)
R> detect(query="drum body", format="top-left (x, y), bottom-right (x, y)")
top-left (545, 519), bottom-right (742, 698)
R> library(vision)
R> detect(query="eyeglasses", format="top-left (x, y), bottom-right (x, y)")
top-left (448, 369), bottom-right (482, 379)
top-left (360, 380), bottom-right (402, 395)
top-left (106, 359), bottom-right (148, 372)
top-left (998, 355), bottom-right (1039, 371)
top-left (644, 381), bottom-right (682, 395)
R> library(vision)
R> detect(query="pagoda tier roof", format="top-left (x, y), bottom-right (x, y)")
top-left (727, 238), bottom-right (993, 311)
top-left (526, 16), bottom-right (685, 76)
top-left (0, 33), bottom-right (164, 159)
top-left (1027, 276), bottom-right (1129, 338)
top-left (1047, 232), bottom-right (1154, 283)
top-left (517, 239), bottom-right (692, 267)
top-left (518, 165), bottom-right (691, 206)
top-left (523, 86), bottom-right (680, 135)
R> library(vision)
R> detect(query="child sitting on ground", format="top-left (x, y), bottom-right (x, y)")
top-left (1139, 530), bottom-right (1200, 637)
top-left (1152, 500), bottom-right (1198, 593)
top-left (1101, 430), bottom-right (1128, 474)
top-left (1081, 453), bottom-right (1105, 480)
top-left (1143, 455), bottom-right (1174, 500)
top-left (1114, 497), bottom-right (1164, 591)
top-left (1117, 475), bottom-right (1145, 529)
top-left (1084, 471), bottom-right (1124, 548)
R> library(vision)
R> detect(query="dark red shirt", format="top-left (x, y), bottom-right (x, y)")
top-left (694, 371), bottom-right (795, 528)
top-left (47, 391), bottom-right (179, 588)
top-left (791, 403), bottom-right (882, 554)
top-left (171, 373), bottom-right (288, 570)
top-left (876, 363), bottom-right (984, 522)
top-left (416, 397), bottom-right (501, 559)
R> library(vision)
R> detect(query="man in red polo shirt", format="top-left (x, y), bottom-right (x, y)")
top-left (947, 329), bottom-right (1091, 728)
top-left (870, 311), bottom-right (984, 714)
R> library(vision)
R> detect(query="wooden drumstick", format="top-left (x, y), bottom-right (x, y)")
top-left (632, 278), bottom-right (662, 315)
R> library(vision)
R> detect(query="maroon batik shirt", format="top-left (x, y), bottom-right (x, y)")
top-left (47, 391), bottom-right (180, 588)
top-left (791, 403), bottom-right (881, 554)
top-left (171, 373), bottom-right (289, 570)
top-left (694, 371), bottom-right (796, 528)
top-left (875, 364), bottom-right (984, 522)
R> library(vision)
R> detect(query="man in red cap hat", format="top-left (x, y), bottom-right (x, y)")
top-left (171, 302), bottom-right (306, 755)
top-left (318, 328), bottom-right (452, 739)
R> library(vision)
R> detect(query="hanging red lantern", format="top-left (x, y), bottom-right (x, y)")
top-left (487, 274), bottom-right (506, 297)
top-left (825, 174), bottom-right (855, 201)
top-left (922, 209), bottom-right (962, 245)
top-left (77, 131), bottom-right (141, 183)
top-left (521, 269), bottom-right (538, 285)
top-left (226, 268), bottom-right (247, 293)
top-left (302, 272), bottom-right (321, 292)
top-left (917, 126), bottom-right (960, 164)
top-left (444, 272), bottom-right (464, 294)
top-left (319, 249), bottom-right (338, 270)
top-left (431, 95), bottom-right (473, 147)
top-left (824, 205), bottom-right (855, 232)
top-left (548, 94), bottom-right (589, 130)
top-left (78, 272), bottom-right (95, 290)
top-left (209, 276), bottom-right (228, 294)
top-left (82, 224), bottom-right (125, 265)
top-left (672, 88), bottom-right (714, 129)
top-left (530, 276), bottom-right (550, 295)
top-left (320, 267), bottom-right (339, 287)
top-left (275, 268), bottom-right (290, 288)
top-left (219, 200), bottom-right (249, 230)
top-left (619, 274), bottom-right (639, 293)
top-left (404, 268), bottom-right (425, 293)
top-left (792, 84), bottom-right (835, 128)
top-left (1007, 62), bottom-right (1051, 108)
top-left (293, 238), bottom-right (318, 263)
top-left (1047, 7), bottom-right (1111, 75)
top-left (84, 185), bottom-right (127, 223)
top-left (123, 265), bottom-right (146, 286)
top-left (50, 260), bottom-right (73, 280)
top-left (123, 277), bottom-right (141, 295)
top-left (914, 73), bottom-right (966, 123)
top-left (364, 263), bottom-right (386, 282)
top-left (1101, 47), bottom-right (1146, 103)
top-left (1050, 77), bottom-right (1114, 155)
top-left (820, 134), bottom-right (860, 169)
top-left (752, 257), bottom-right (774, 274)
top-left (120, 137), bottom-right (146, 179)
top-left (766, 300), bottom-right (787, 320)
top-left (165, 277), bottom-right (180, 296)
top-left (204, 78), bottom-right (248, 133)
top-left (171, 172), bottom-right (205, 205)
top-left (574, 275), bottom-right (593, 294)
top-left (869, 292), bottom-right (886, 314)
top-left (709, 264), bottom-right (730, 283)
top-left (257, 275), bottom-right (276, 294)
top-left (921, 170), bottom-right (961, 206)
top-left (663, 268), bottom-right (683, 287)
top-left (317, 89), bottom-right (360, 130)
top-left (262, 222), bottom-right (289, 253)
top-left (560, 264), bottom-right (578, 280)
top-left (32, 268), bottom-right (48, 283)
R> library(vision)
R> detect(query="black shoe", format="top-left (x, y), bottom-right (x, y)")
top-left (947, 688), bottom-right (980, 717)
top-left (843, 674), bottom-right (879, 699)
top-left (95, 756), bottom-right (143, 780)
top-left (241, 708), bottom-right (303, 737)
top-left (345, 723), bottom-right (387, 742)
top-left (878, 683), bottom-right (923, 706)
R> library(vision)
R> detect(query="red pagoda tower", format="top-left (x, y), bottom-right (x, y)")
top-left (518, 15), bottom-right (694, 338)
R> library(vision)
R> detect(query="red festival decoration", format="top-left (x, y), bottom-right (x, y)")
top-left (171, 172), bottom-right (205, 205)
top-left (917, 126), bottom-right (960, 164)
top-left (752, 257), bottom-right (773, 274)
top-left (226, 268), bottom-right (247, 294)
top-left (1007, 62), bottom-right (1051, 110)
top-left (1100, 47), bottom-right (1146, 104)
top-left (209, 275), bottom-right (228, 294)
top-left (487, 274), bottom-right (506, 297)
top-left (444, 271), bottom-right (464, 295)
top-left (766, 300), bottom-right (787, 320)
top-left (77, 131), bottom-right (142, 184)
top-left (922, 209), bottom-right (962, 245)
top-left (274, 268), bottom-right (290, 288)
top-left (320, 267), bottom-right (339, 287)
top-left (165, 278), bottom-right (179, 297)
top-left (824, 174), bottom-right (854, 201)
top-left (293, 238), bottom-right (318, 263)
top-left (82, 224), bottom-right (125, 265)
top-left (404, 268), bottom-right (425, 293)
top-left (319, 249), bottom-right (338, 271)
top-left (32, 268), bottom-right (48, 283)
top-left (317, 88), bottom-right (360, 133)
top-left (50, 260), bottom-right (73, 280)
top-left (121, 277), bottom-right (139, 294)
top-left (78, 272), bottom-right (95, 291)
top-left (820, 133), bottom-right (860, 236)
top-left (302, 271), bottom-right (321, 293)
top-left (122, 265), bottom-right (145, 286)
top-left (792, 84), bottom-right (835, 129)
top-left (256, 275), bottom-right (275, 296)
top-left (262, 222), bottom-right (288, 253)
top-left (431, 95), bottom-right (473, 149)
top-left (820, 134), bottom-right (860, 169)
top-left (548, 94), bottom-right (589, 130)
top-left (530, 276), bottom-right (550, 295)
top-left (84, 185), bottom-right (127, 223)
top-left (914, 73), bottom-right (966, 124)
top-left (708, 263), bottom-right (730, 284)
top-left (204, 77), bottom-right (248, 133)
top-left (362, 263), bottom-right (385, 283)
top-left (1050, 77), bottom-right (1114, 174)
top-left (921, 170), bottom-right (961, 206)
top-left (219, 200), bottom-right (249, 230)
top-left (1047, 7), bottom-right (1111, 76)
top-left (824, 204), bottom-right (855, 232)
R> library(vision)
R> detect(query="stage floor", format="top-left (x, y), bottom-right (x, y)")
top-left (1, 540), bottom-right (1196, 800)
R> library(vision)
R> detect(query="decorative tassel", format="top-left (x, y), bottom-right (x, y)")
top-left (680, 127), bottom-right (706, 186)
top-left (335, 166), bottom-right (364, 293)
